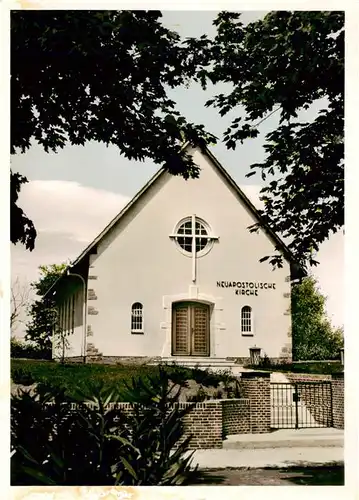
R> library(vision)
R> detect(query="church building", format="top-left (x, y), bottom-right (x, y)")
top-left (47, 144), bottom-right (303, 366)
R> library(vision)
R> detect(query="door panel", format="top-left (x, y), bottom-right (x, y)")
top-left (172, 305), bottom-right (190, 355)
top-left (191, 304), bottom-right (210, 356)
top-left (172, 302), bottom-right (210, 357)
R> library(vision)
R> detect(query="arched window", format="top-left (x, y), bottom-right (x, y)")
top-left (241, 306), bottom-right (252, 335)
top-left (131, 302), bottom-right (143, 333)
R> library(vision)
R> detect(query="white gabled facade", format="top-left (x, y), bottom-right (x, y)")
top-left (52, 145), bottom-right (295, 364)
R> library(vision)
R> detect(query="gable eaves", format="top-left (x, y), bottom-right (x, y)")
top-left (202, 147), bottom-right (306, 278)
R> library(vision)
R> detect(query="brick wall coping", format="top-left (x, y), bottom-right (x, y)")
top-left (240, 371), bottom-right (271, 378)
top-left (286, 373), bottom-right (332, 381)
top-left (216, 398), bottom-right (250, 403)
top-left (287, 372), bottom-right (343, 380)
top-left (46, 398), bottom-right (249, 410)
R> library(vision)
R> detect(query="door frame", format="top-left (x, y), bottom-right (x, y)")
top-left (171, 301), bottom-right (210, 357)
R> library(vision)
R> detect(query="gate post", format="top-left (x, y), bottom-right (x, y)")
top-left (294, 384), bottom-right (299, 429)
top-left (331, 372), bottom-right (344, 429)
top-left (240, 371), bottom-right (271, 433)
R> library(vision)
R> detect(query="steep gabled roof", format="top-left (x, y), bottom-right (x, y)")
top-left (44, 144), bottom-right (305, 297)
top-left (203, 146), bottom-right (303, 272)
top-left (71, 168), bottom-right (165, 268)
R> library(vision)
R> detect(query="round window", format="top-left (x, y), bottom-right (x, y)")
top-left (171, 216), bottom-right (215, 257)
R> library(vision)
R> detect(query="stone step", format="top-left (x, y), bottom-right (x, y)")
top-left (86, 346), bottom-right (101, 353)
top-left (148, 357), bottom-right (250, 375)
top-left (86, 351), bottom-right (102, 357)
top-left (153, 357), bottom-right (237, 365)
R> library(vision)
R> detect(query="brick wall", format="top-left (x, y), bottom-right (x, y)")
top-left (181, 401), bottom-right (223, 449)
top-left (331, 373), bottom-right (344, 429)
top-left (239, 372), bottom-right (271, 433)
top-left (222, 399), bottom-right (251, 437)
top-left (68, 398), bottom-right (251, 449)
top-left (102, 402), bottom-right (223, 449)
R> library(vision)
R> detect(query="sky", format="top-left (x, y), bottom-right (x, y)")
top-left (10, 10), bottom-right (344, 335)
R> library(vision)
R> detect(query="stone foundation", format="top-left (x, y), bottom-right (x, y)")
top-left (227, 356), bottom-right (292, 366)
top-left (64, 355), bottom-right (161, 365)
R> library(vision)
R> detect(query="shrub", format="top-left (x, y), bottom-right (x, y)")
top-left (11, 360), bottom-right (244, 402)
top-left (12, 368), bottom-right (35, 386)
top-left (163, 363), bottom-right (238, 389)
top-left (160, 363), bottom-right (243, 401)
top-left (10, 360), bottom-right (160, 399)
top-left (11, 366), bottom-right (201, 486)
top-left (258, 354), bottom-right (272, 369)
top-left (11, 336), bottom-right (51, 360)
top-left (187, 386), bottom-right (207, 402)
top-left (244, 360), bottom-right (343, 375)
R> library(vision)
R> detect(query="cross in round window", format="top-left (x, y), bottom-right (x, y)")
top-left (170, 215), bottom-right (219, 282)
top-left (176, 218), bottom-right (210, 254)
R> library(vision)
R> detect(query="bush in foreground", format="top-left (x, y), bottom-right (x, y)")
top-left (11, 366), bottom-right (201, 486)
top-left (11, 367), bottom-right (36, 386)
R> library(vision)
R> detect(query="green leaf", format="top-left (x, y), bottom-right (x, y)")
top-left (16, 445), bottom-right (40, 466)
top-left (21, 466), bottom-right (57, 485)
top-left (120, 457), bottom-right (138, 481)
top-left (105, 434), bottom-right (140, 455)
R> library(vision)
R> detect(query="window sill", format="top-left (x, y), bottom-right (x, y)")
top-left (131, 331), bottom-right (144, 335)
top-left (241, 333), bottom-right (254, 337)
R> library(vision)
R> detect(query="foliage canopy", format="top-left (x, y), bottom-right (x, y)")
top-left (25, 264), bottom-right (67, 355)
top-left (291, 276), bottom-right (343, 360)
top-left (191, 10), bottom-right (344, 267)
top-left (11, 10), bottom-right (214, 250)
top-left (11, 10), bottom-right (344, 269)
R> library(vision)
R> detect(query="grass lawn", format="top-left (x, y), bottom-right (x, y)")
top-left (11, 358), bottom-right (343, 400)
top-left (11, 359), bottom-right (233, 399)
top-left (11, 359), bottom-right (164, 398)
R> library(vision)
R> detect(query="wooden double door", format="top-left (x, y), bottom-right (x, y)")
top-left (172, 302), bottom-right (210, 356)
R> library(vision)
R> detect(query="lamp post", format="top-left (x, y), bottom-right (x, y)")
top-left (249, 346), bottom-right (261, 366)
top-left (67, 270), bottom-right (87, 363)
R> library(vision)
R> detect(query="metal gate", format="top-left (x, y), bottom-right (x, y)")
top-left (271, 382), bottom-right (333, 429)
